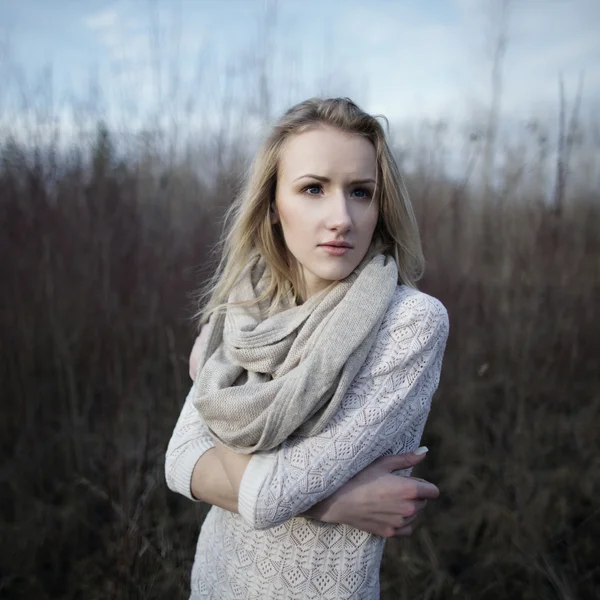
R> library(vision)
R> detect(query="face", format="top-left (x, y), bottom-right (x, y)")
top-left (273, 126), bottom-right (379, 299)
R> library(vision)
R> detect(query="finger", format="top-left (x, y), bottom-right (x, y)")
top-left (401, 499), bottom-right (428, 518)
top-left (412, 480), bottom-right (440, 500)
top-left (189, 353), bottom-right (199, 381)
top-left (378, 451), bottom-right (427, 473)
top-left (390, 512), bottom-right (419, 529)
top-left (394, 524), bottom-right (413, 537)
top-left (394, 514), bottom-right (421, 537)
top-left (381, 512), bottom-right (418, 537)
top-left (197, 322), bottom-right (211, 346)
top-left (405, 513), bottom-right (419, 525)
top-left (189, 334), bottom-right (206, 381)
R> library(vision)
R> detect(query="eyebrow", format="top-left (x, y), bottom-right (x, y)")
top-left (293, 174), bottom-right (376, 185)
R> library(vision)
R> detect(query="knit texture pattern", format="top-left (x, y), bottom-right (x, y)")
top-left (192, 253), bottom-right (398, 452)
top-left (166, 286), bottom-right (449, 600)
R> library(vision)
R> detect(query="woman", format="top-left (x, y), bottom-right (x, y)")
top-left (165, 97), bottom-right (449, 599)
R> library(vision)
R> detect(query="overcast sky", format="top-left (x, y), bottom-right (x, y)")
top-left (1, 0), bottom-right (598, 139)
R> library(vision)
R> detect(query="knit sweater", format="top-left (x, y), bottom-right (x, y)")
top-left (165, 286), bottom-right (449, 600)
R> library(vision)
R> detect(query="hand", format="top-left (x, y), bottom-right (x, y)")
top-left (306, 452), bottom-right (439, 538)
top-left (189, 323), bottom-right (210, 381)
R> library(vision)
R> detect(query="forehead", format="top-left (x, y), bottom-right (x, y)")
top-left (278, 126), bottom-right (376, 180)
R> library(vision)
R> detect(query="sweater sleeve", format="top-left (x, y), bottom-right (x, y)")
top-left (164, 382), bottom-right (215, 501)
top-left (237, 289), bottom-right (449, 529)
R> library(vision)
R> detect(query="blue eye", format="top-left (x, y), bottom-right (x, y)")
top-left (304, 184), bottom-right (322, 195)
top-left (302, 184), bottom-right (372, 199)
top-left (352, 188), bottom-right (372, 199)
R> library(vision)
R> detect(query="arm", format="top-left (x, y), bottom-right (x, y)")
top-left (168, 292), bottom-right (447, 533)
top-left (236, 292), bottom-right (449, 530)
top-left (164, 383), bottom-right (216, 501)
top-left (166, 321), bottom-right (232, 504)
top-left (190, 448), bottom-right (238, 512)
top-left (167, 385), bottom-right (435, 537)
top-left (163, 377), bottom-right (247, 511)
top-left (165, 383), bottom-right (245, 511)
top-left (214, 441), bottom-right (436, 537)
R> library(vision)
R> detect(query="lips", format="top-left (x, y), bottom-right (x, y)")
top-left (319, 241), bottom-right (353, 248)
top-left (319, 243), bottom-right (352, 256)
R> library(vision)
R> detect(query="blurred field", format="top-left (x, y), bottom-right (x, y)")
top-left (1, 100), bottom-right (599, 600)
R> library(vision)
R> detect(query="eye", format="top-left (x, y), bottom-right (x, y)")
top-left (302, 184), bottom-right (323, 196)
top-left (352, 187), bottom-right (373, 199)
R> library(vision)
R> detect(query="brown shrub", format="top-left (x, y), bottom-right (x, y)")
top-left (1, 124), bottom-right (598, 599)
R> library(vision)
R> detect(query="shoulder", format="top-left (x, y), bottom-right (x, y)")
top-left (361, 286), bottom-right (449, 377)
top-left (383, 285), bottom-right (449, 338)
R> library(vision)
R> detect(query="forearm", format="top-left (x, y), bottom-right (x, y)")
top-left (302, 500), bottom-right (332, 522)
top-left (238, 297), bottom-right (448, 529)
top-left (191, 448), bottom-right (239, 512)
top-left (191, 445), bottom-right (363, 525)
top-left (212, 440), bottom-right (252, 496)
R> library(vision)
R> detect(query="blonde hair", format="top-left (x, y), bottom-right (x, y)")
top-left (196, 97), bottom-right (424, 328)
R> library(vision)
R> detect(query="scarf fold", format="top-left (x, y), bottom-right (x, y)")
top-left (192, 252), bottom-right (398, 453)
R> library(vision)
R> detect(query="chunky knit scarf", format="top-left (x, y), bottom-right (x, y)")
top-left (192, 252), bottom-right (398, 453)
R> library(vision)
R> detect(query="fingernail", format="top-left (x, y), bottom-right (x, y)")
top-left (414, 446), bottom-right (428, 456)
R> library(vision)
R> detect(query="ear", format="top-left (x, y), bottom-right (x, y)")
top-left (270, 202), bottom-right (279, 225)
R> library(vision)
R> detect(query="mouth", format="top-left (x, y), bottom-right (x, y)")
top-left (318, 241), bottom-right (354, 249)
top-left (318, 242), bottom-right (353, 256)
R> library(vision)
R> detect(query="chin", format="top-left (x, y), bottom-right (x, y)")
top-left (313, 262), bottom-right (357, 283)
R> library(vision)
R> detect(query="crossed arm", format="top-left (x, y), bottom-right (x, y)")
top-left (202, 439), bottom-right (433, 537)
top-left (166, 292), bottom-right (449, 537)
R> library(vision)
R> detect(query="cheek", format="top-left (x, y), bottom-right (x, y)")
top-left (277, 196), bottom-right (311, 234)
top-left (360, 204), bottom-right (379, 238)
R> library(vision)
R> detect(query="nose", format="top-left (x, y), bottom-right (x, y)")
top-left (325, 189), bottom-right (353, 233)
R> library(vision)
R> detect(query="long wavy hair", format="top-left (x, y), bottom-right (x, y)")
top-left (196, 97), bottom-right (424, 327)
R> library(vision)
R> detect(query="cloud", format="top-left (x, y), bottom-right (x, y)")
top-left (74, 3), bottom-right (214, 127)
top-left (323, 3), bottom-right (473, 120)
top-left (81, 3), bottom-right (208, 66)
top-left (370, 0), bottom-right (600, 119)
top-left (72, 0), bottom-right (598, 130)
top-left (82, 9), bottom-right (120, 32)
top-left (82, 6), bottom-right (144, 61)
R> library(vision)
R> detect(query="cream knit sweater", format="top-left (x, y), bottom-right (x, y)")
top-left (165, 286), bottom-right (449, 600)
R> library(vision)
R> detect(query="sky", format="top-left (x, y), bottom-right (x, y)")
top-left (0, 0), bottom-right (599, 147)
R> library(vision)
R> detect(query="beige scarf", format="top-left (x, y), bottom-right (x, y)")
top-left (192, 252), bottom-right (398, 453)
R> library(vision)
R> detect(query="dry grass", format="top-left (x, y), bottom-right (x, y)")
top-left (1, 116), bottom-right (598, 600)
